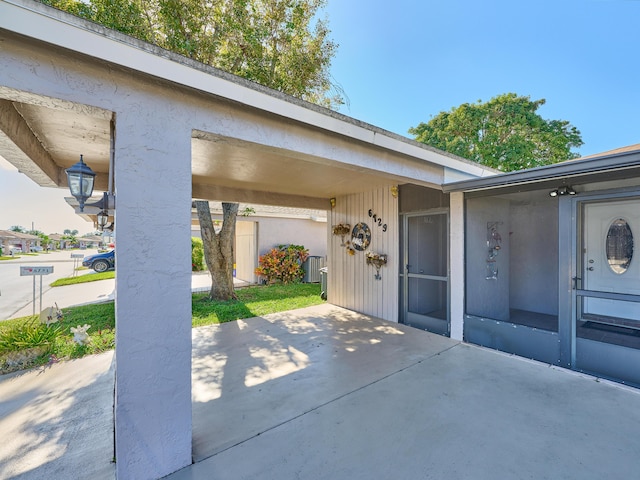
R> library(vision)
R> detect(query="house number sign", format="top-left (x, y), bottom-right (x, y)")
top-left (368, 209), bottom-right (388, 232)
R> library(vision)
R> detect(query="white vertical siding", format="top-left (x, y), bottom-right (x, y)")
top-left (328, 186), bottom-right (399, 322)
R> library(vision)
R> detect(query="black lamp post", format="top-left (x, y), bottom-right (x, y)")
top-left (66, 154), bottom-right (96, 212)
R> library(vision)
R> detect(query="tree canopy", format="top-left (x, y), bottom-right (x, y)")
top-left (408, 93), bottom-right (583, 172)
top-left (41, 0), bottom-right (342, 108)
top-left (40, 0), bottom-right (341, 300)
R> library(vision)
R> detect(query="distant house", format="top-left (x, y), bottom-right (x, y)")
top-left (79, 235), bottom-right (104, 249)
top-left (191, 203), bottom-right (327, 283)
top-left (48, 234), bottom-right (69, 250)
top-left (0, 230), bottom-right (41, 255)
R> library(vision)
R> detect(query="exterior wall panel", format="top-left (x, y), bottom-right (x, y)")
top-left (328, 187), bottom-right (399, 322)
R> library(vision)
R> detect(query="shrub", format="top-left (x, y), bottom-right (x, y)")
top-left (192, 237), bottom-right (205, 271)
top-left (0, 319), bottom-right (63, 369)
top-left (0, 318), bottom-right (62, 354)
top-left (255, 244), bottom-right (309, 284)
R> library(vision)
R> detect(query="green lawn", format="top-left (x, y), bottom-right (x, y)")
top-left (0, 283), bottom-right (324, 375)
top-left (192, 283), bottom-right (323, 326)
top-left (50, 271), bottom-right (115, 286)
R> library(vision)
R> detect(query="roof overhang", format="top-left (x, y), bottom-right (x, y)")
top-left (0, 0), bottom-right (496, 215)
top-left (443, 148), bottom-right (640, 195)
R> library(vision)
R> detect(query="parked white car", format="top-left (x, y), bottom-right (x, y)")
top-left (8, 247), bottom-right (22, 254)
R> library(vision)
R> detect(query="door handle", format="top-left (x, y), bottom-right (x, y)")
top-left (572, 277), bottom-right (582, 289)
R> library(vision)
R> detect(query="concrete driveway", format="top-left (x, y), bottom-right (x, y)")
top-left (2, 304), bottom-right (640, 480)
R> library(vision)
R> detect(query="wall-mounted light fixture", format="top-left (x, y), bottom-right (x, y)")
top-left (549, 185), bottom-right (576, 197)
top-left (65, 155), bottom-right (96, 211)
top-left (66, 154), bottom-right (116, 219)
top-left (330, 197), bottom-right (336, 208)
top-left (390, 185), bottom-right (399, 198)
top-left (96, 210), bottom-right (109, 230)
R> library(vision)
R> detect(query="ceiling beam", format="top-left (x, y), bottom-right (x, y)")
top-left (192, 184), bottom-right (329, 210)
top-left (0, 99), bottom-right (61, 187)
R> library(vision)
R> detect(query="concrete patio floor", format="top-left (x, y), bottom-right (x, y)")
top-left (2, 303), bottom-right (640, 479)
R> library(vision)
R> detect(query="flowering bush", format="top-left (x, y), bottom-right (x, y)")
top-left (255, 244), bottom-right (309, 284)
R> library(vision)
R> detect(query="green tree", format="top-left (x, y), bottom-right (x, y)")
top-left (40, 0), bottom-right (340, 300)
top-left (38, 233), bottom-right (51, 251)
top-left (409, 93), bottom-right (583, 172)
top-left (195, 201), bottom-right (238, 300)
top-left (41, 0), bottom-right (342, 108)
top-left (10, 225), bottom-right (25, 232)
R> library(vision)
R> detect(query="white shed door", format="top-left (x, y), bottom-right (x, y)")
top-left (235, 221), bottom-right (257, 283)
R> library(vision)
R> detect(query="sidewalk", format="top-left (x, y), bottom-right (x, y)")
top-left (0, 351), bottom-right (115, 479)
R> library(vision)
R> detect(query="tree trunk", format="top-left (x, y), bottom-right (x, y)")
top-left (195, 200), bottom-right (238, 301)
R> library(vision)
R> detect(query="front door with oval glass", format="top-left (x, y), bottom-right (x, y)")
top-left (583, 199), bottom-right (640, 324)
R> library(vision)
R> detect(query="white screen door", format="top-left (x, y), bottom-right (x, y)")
top-left (402, 212), bottom-right (449, 335)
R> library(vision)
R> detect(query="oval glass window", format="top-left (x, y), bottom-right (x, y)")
top-left (606, 218), bottom-right (633, 274)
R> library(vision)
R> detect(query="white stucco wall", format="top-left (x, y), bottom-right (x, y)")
top-left (257, 216), bottom-right (327, 257)
top-left (113, 112), bottom-right (193, 479)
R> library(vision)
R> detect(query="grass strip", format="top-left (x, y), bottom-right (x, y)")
top-left (51, 271), bottom-right (115, 287)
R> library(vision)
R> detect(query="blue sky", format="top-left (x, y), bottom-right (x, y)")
top-left (324, 0), bottom-right (640, 156)
top-left (1, 0), bottom-right (638, 234)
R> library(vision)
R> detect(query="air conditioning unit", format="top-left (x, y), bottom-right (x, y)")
top-left (303, 256), bottom-right (326, 283)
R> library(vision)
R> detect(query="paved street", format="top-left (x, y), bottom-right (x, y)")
top-left (0, 249), bottom-right (101, 320)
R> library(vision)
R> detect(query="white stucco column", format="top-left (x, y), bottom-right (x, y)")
top-left (449, 191), bottom-right (465, 341)
top-left (114, 111), bottom-right (192, 479)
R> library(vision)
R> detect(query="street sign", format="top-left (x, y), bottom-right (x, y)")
top-left (20, 266), bottom-right (54, 276)
top-left (71, 253), bottom-right (85, 258)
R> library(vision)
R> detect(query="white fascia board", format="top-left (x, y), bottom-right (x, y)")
top-left (1, 0), bottom-right (485, 178)
top-left (443, 166), bottom-right (498, 184)
top-left (372, 132), bottom-right (497, 177)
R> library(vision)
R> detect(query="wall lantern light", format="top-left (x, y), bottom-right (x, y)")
top-left (390, 185), bottom-right (399, 198)
top-left (549, 185), bottom-right (576, 197)
top-left (96, 210), bottom-right (109, 230)
top-left (330, 197), bottom-right (336, 208)
top-left (66, 154), bottom-right (96, 211)
top-left (66, 154), bottom-right (116, 218)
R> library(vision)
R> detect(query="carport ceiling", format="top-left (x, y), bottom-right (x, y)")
top-left (191, 136), bottom-right (396, 201)
top-left (0, 97), bottom-right (112, 189)
top-left (1, 98), bottom-right (406, 207)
